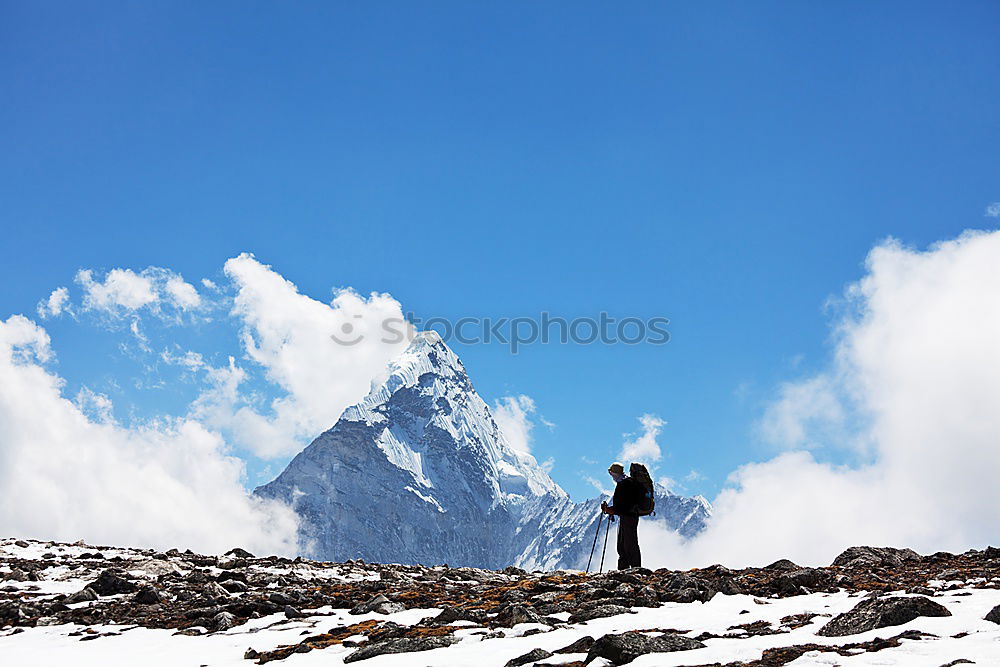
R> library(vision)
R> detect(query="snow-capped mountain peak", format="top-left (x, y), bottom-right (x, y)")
top-left (256, 332), bottom-right (709, 569)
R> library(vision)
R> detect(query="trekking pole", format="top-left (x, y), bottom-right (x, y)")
top-left (585, 512), bottom-right (604, 573)
top-left (599, 514), bottom-right (613, 573)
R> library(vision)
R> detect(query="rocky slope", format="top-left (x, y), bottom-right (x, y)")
top-left (3, 537), bottom-right (1000, 666)
top-left (255, 331), bottom-right (710, 570)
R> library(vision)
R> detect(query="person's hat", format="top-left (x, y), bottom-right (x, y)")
top-left (607, 462), bottom-right (625, 475)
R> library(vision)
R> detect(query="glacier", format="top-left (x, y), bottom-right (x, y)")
top-left (255, 331), bottom-right (710, 570)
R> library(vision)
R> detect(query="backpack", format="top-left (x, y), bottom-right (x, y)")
top-left (629, 462), bottom-right (655, 517)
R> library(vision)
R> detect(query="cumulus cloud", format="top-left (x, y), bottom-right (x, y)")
top-left (75, 267), bottom-right (204, 317)
top-left (618, 414), bottom-right (665, 463)
top-left (0, 315), bottom-right (298, 555)
top-left (192, 254), bottom-right (414, 458)
top-left (651, 230), bottom-right (1000, 569)
top-left (493, 395), bottom-right (539, 455)
top-left (37, 287), bottom-right (70, 319)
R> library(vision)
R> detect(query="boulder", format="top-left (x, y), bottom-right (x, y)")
top-left (774, 568), bottom-right (832, 595)
top-left (983, 604), bottom-right (1000, 625)
top-left (568, 604), bottom-right (630, 624)
top-left (492, 604), bottom-right (545, 628)
top-left (586, 632), bottom-right (706, 664)
top-left (89, 569), bottom-right (138, 596)
top-left (343, 636), bottom-right (459, 663)
top-left (832, 546), bottom-right (921, 569)
top-left (505, 648), bottom-right (553, 667)
top-left (818, 595), bottom-right (951, 637)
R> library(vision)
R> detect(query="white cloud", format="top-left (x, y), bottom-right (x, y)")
top-left (757, 375), bottom-right (846, 450)
top-left (584, 475), bottom-right (613, 497)
top-left (618, 414), bottom-right (665, 463)
top-left (74, 267), bottom-right (204, 318)
top-left (37, 287), bottom-right (70, 319)
top-left (653, 230), bottom-right (1000, 569)
top-left (0, 315), bottom-right (298, 555)
top-left (197, 254), bottom-right (413, 458)
top-left (77, 268), bottom-right (158, 311)
top-left (985, 202), bottom-right (1000, 218)
top-left (165, 276), bottom-right (202, 310)
top-left (685, 469), bottom-right (705, 483)
top-left (493, 394), bottom-right (538, 455)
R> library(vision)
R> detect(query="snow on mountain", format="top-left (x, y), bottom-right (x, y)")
top-left (256, 331), bottom-right (710, 569)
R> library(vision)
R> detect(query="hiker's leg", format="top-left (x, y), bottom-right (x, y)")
top-left (632, 519), bottom-right (641, 568)
top-left (616, 517), bottom-right (627, 570)
top-left (619, 516), bottom-right (639, 569)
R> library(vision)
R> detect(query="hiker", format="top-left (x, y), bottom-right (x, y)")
top-left (600, 461), bottom-right (644, 569)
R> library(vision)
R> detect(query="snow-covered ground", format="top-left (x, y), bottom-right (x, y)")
top-left (3, 538), bottom-right (1000, 666)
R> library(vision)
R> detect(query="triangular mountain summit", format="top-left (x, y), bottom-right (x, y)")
top-left (255, 331), bottom-right (710, 569)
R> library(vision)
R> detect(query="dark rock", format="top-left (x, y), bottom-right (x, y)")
top-left (268, 591), bottom-right (297, 606)
top-left (133, 586), bottom-right (167, 605)
top-left (586, 632), bottom-right (706, 664)
top-left (89, 569), bottom-right (137, 596)
top-left (568, 604), bottom-right (630, 624)
top-left (984, 604), bottom-right (1000, 625)
top-left (493, 604), bottom-right (545, 627)
top-left (832, 546), bottom-right (921, 569)
top-left (430, 605), bottom-right (486, 625)
top-left (14, 540), bottom-right (29, 548)
top-left (225, 548), bottom-right (254, 558)
top-left (212, 611), bottom-right (237, 632)
top-left (505, 648), bottom-right (553, 667)
top-left (283, 605), bottom-right (303, 619)
top-left (556, 635), bottom-right (595, 653)
top-left (65, 587), bottom-right (100, 603)
top-left (764, 558), bottom-right (800, 571)
top-left (349, 594), bottom-right (404, 615)
top-left (774, 568), bottom-right (832, 595)
top-left (819, 596), bottom-right (951, 637)
top-left (220, 579), bottom-right (249, 593)
top-left (343, 636), bottom-right (459, 663)
top-left (203, 582), bottom-right (230, 600)
top-left (244, 648), bottom-right (259, 660)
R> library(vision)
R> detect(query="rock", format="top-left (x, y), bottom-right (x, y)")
top-left (133, 586), bottom-right (167, 605)
top-left (586, 632), bottom-right (706, 664)
top-left (832, 546), bottom-right (921, 569)
top-left (939, 660), bottom-right (974, 666)
top-left (243, 648), bottom-right (259, 660)
top-left (983, 604), bottom-right (1000, 625)
top-left (203, 582), bottom-right (230, 599)
top-left (225, 548), bottom-right (254, 558)
top-left (349, 594), bottom-right (404, 615)
top-left (568, 604), bottom-right (630, 624)
top-left (220, 579), bottom-right (249, 593)
top-left (431, 605), bottom-right (486, 625)
top-left (556, 635), bottom-right (595, 653)
top-left (493, 604), bottom-right (544, 627)
top-left (818, 596), bottom-right (951, 637)
top-left (14, 540), bottom-right (29, 548)
top-left (212, 611), bottom-right (237, 632)
top-left (505, 648), bottom-right (553, 667)
top-left (283, 605), bottom-right (303, 619)
top-left (89, 569), bottom-right (138, 596)
top-left (135, 559), bottom-right (183, 578)
top-left (268, 591), bottom-right (297, 606)
top-left (65, 587), bottom-right (100, 603)
top-left (343, 636), bottom-right (460, 663)
top-left (764, 558), bottom-right (800, 571)
top-left (774, 568), bottom-right (832, 595)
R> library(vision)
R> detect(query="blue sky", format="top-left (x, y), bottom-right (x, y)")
top-left (2, 2), bottom-right (998, 506)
